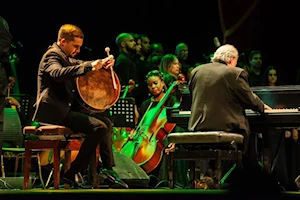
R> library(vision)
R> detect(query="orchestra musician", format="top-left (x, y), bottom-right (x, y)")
top-left (32, 24), bottom-right (127, 189)
top-left (114, 33), bottom-right (141, 106)
top-left (137, 70), bottom-right (188, 188)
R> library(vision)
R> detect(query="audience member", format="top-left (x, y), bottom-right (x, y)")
top-left (261, 65), bottom-right (280, 86)
top-left (247, 50), bottom-right (264, 87)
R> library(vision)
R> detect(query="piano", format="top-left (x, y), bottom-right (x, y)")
top-left (167, 109), bottom-right (300, 131)
top-left (167, 85), bottom-right (300, 178)
top-left (167, 85), bottom-right (300, 131)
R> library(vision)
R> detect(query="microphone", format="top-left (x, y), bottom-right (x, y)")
top-left (17, 41), bottom-right (23, 48)
top-left (10, 41), bottom-right (23, 49)
top-left (84, 46), bottom-right (93, 52)
top-left (214, 37), bottom-right (221, 48)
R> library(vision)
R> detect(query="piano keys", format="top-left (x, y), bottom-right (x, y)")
top-left (167, 108), bottom-right (300, 131)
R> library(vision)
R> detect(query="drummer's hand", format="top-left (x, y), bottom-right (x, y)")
top-left (102, 55), bottom-right (115, 69)
top-left (91, 59), bottom-right (103, 71)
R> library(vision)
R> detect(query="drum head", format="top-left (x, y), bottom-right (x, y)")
top-left (76, 68), bottom-right (120, 111)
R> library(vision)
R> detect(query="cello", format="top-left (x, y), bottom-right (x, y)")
top-left (120, 74), bottom-right (185, 173)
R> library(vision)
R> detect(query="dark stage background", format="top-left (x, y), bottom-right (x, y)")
top-left (0, 0), bottom-right (297, 96)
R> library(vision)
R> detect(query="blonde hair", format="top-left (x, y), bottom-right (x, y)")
top-left (160, 54), bottom-right (177, 76)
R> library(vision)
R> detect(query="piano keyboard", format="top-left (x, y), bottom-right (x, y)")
top-left (178, 110), bottom-right (191, 114)
top-left (246, 108), bottom-right (300, 114)
top-left (167, 107), bottom-right (300, 130)
top-left (180, 109), bottom-right (300, 115)
top-left (166, 85), bottom-right (300, 133)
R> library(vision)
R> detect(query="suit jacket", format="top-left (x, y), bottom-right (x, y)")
top-left (32, 43), bottom-right (93, 125)
top-left (188, 62), bottom-right (264, 134)
top-left (115, 52), bottom-right (138, 86)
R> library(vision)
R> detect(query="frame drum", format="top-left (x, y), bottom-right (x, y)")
top-left (76, 68), bottom-right (121, 112)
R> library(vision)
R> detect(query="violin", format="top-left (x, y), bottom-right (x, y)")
top-left (5, 77), bottom-right (21, 111)
top-left (122, 79), bottom-right (138, 98)
top-left (120, 74), bottom-right (185, 173)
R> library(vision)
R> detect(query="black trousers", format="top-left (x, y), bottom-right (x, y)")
top-left (62, 110), bottom-right (115, 176)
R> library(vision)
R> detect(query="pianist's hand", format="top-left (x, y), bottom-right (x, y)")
top-left (264, 104), bottom-right (272, 111)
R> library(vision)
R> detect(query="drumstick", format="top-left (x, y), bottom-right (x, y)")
top-left (105, 47), bottom-right (110, 56)
top-left (105, 47), bottom-right (117, 90)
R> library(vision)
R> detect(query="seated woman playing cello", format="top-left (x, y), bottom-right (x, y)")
top-left (138, 70), bottom-right (189, 188)
top-left (138, 70), bottom-right (178, 123)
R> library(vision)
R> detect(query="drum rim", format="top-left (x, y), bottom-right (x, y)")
top-left (75, 69), bottom-right (121, 111)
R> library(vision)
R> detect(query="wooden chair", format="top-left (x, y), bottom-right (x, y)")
top-left (166, 131), bottom-right (244, 189)
top-left (23, 125), bottom-right (99, 190)
top-left (1, 147), bottom-right (41, 176)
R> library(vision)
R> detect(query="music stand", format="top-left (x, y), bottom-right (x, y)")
top-left (109, 97), bottom-right (136, 128)
top-left (11, 94), bottom-right (35, 126)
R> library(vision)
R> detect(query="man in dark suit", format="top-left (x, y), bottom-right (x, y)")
top-left (114, 33), bottom-right (141, 105)
top-left (188, 44), bottom-right (282, 195)
top-left (188, 44), bottom-right (271, 154)
top-left (33, 24), bottom-right (127, 188)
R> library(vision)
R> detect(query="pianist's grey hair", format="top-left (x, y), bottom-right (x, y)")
top-left (211, 44), bottom-right (238, 64)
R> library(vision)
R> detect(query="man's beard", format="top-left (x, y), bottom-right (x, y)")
top-left (126, 46), bottom-right (136, 54)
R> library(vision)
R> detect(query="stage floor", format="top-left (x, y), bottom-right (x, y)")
top-left (0, 188), bottom-right (300, 200)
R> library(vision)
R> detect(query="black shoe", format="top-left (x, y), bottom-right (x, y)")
top-left (98, 169), bottom-right (129, 189)
top-left (61, 175), bottom-right (92, 189)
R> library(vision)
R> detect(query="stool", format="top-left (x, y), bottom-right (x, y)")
top-left (23, 125), bottom-right (99, 190)
top-left (166, 131), bottom-right (244, 189)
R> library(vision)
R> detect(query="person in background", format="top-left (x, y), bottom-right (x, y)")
top-left (139, 34), bottom-right (151, 62)
top-left (0, 16), bottom-right (13, 155)
top-left (247, 50), bottom-right (264, 87)
top-left (261, 65), bottom-right (279, 86)
top-left (174, 43), bottom-right (192, 78)
top-left (159, 54), bottom-right (181, 88)
top-left (159, 53), bottom-right (189, 106)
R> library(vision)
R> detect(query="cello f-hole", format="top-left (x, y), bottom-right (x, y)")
top-left (148, 131), bottom-right (155, 142)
